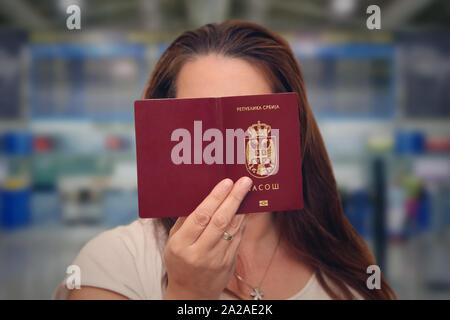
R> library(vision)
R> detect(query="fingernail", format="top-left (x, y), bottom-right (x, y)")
top-left (239, 176), bottom-right (253, 190)
top-left (230, 214), bottom-right (242, 228)
top-left (220, 178), bottom-right (233, 190)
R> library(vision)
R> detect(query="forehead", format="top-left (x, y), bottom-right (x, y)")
top-left (175, 54), bottom-right (273, 99)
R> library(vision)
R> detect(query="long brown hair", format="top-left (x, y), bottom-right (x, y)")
top-left (142, 20), bottom-right (396, 300)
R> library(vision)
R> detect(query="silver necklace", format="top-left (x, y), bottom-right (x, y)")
top-left (234, 233), bottom-right (281, 300)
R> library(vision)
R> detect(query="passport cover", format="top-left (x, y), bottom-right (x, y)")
top-left (134, 92), bottom-right (303, 218)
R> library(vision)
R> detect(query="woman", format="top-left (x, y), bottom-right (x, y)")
top-left (55, 20), bottom-right (396, 300)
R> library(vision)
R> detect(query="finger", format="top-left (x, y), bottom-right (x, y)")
top-left (215, 214), bottom-right (248, 251)
top-left (175, 178), bottom-right (234, 245)
top-left (195, 176), bottom-right (252, 250)
top-left (169, 216), bottom-right (187, 237)
top-left (223, 219), bottom-right (247, 264)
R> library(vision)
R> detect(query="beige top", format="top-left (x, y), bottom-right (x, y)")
top-left (53, 219), bottom-right (362, 300)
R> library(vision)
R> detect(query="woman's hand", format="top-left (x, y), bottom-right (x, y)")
top-left (163, 177), bottom-right (252, 300)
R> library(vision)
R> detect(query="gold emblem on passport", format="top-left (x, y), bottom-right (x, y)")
top-left (245, 121), bottom-right (279, 179)
top-left (259, 200), bottom-right (269, 207)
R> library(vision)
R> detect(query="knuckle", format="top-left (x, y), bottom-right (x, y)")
top-left (209, 190), bottom-right (224, 203)
top-left (212, 213), bottom-right (228, 231)
top-left (193, 210), bottom-right (210, 227)
top-left (166, 240), bottom-right (184, 258)
top-left (167, 244), bottom-right (180, 257)
top-left (229, 190), bottom-right (244, 203)
top-left (187, 252), bottom-right (202, 267)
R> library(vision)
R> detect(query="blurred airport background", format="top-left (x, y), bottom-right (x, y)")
top-left (0, 0), bottom-right (449, 299)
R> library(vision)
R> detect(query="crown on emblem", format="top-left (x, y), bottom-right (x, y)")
top-left (247, 121), bottom-right (271, 138)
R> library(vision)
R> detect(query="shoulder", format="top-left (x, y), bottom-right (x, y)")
top-left (319, 272), bottom-right (366, 300)
top-left (53, 219), bottom-right (167, 300)
top-left (290, 272), bottom-right (365, 300)
top-left (81, 219), bottom-right (165, 260)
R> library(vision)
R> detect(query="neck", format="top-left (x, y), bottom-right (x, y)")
top-left (240, 212), bottom-right (278, 251)
top-left (232, 211), bottom-right (280, 289)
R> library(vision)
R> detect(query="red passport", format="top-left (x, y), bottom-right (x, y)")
top-left (134, 92), bottom-right (303, 218)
